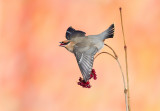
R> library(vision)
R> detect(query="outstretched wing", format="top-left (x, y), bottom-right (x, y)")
top-left (73, 43), bottom-right (98, 82)
top-left (66, 27), bottom-right (86, 40)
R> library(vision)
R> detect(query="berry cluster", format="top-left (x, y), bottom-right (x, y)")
top-left (90, 69), bottom-right (97, 80)
top-left (77, 69), bottom-right (97, 88)
top-left (77, 77), bottom-right (91, 88)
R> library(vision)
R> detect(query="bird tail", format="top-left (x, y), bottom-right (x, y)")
top-left (99, 24), bottom-right (114, 40)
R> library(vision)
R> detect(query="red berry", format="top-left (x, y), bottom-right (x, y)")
top-left (79, 77), bottom-right (82, 81)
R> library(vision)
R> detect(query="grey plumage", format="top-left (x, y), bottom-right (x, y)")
top-left (95, 24), bottom-right (114, 41)
top-left (66, 27), bottom-right (86, 40)
top-left (73, 43), bottom-right (98, 81)
top-left (64, 24), bottom-right (114, 82)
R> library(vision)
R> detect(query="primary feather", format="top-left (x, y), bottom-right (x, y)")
top-left (66, 27), bottom-right (86, 40)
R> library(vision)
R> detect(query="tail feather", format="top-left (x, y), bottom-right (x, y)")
top-left (106, 24), bottom-right (114, 38)
top-left (100, 24), bottom-right (114, 40)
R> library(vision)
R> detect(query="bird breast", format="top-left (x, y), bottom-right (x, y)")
top-left (65, 42), bottom-right (75, 53)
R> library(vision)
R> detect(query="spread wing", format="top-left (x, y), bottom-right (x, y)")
top-left (66, 27), bottom-right (86, 40)
top-left (73, 43), bottom-right (98, 82)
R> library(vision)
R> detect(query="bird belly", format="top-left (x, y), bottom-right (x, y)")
top-left (94, 42), bottom-right (104, 51)
top-left (87, 36), bottom-right (104, 51)
top-left (89, 39), bottom-right (104, 51)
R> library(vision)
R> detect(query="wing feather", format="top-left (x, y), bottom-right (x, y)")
top-left (73, 45), bottom-right (98, 82)
top-left (66, 27), bottom-right (86, 40)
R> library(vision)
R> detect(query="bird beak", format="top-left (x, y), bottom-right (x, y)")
top-left (59, 42), bottom-right (65, 47)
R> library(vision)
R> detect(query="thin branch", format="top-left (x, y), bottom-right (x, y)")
top-left (94, 51), bottom-right (126, 89)
top-left (104, 44), bottom-right (118, 59)
top-left (94, 52), bottom-right (116, 60)
top-left (116, 59), bottom-right (128, 111)
top-left (94, 48), bottom-right (128, 111)
top-left (119, 7), bottom-right (130, 111)
top-left (104, 43), bottom-right (128, 111)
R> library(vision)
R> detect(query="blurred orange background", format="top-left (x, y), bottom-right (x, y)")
top-left (0, 0), bottom-right (160, 111)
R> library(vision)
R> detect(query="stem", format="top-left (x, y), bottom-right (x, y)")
top-left (94, 45), bottom-right (128, 111)
top-left (94, 52), bottom-right (116, 60)
top-left (94, 51), bottom-right (126, 89)
top-left (104, 44), bottom-right (118, 59)
top-left (119, 7), bottom-right (130, 111)
top-left (116, 59), bottom-right (128, 111)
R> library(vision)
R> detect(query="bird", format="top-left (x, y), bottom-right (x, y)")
top-left (59, 24), bottom-right (114, 82)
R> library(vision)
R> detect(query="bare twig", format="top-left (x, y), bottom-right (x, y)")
top-left (119, 7), bottom-right (130, 111)
top-left (94, 52), bottom-right (116, 60)
top-left (94, 7), bottom-right (130, 111)
top-left (116, 59), bottom-right (128, 111)
top-left (94, 44), bottom-right (128, 111)
top-left (104, 44), bottom-right (118, 59)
